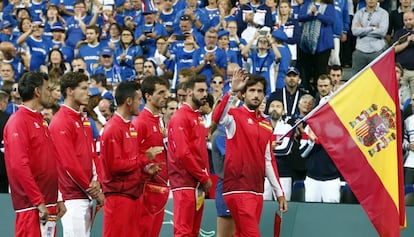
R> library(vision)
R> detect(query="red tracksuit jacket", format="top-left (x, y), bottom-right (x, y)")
top-left (167, 103), bottom-right (210, 190)
top-left (132, 107), bottom-right (168, 183)
top-left (100, 113), bottom-right (144, 199)
top-left (212, 93), bottom-right (284, 196)
top-left (49, 105), bottom-right (94, 200)
top-left (4, 106), bottom-right (58, 211)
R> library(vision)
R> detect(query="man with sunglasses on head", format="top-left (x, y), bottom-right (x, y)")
top-left (172, 0), bottom-right (210, 34)
top-left (169, 15), bottom-right (205, 52)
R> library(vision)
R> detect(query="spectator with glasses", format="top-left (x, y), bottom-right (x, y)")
top-left (241, 30), bottom-right (282, 98)
top-left (192, 28), bottom-right (227, 89)
top-left (133, 56), bottom-right (146, 82)
top-left (172, 0), bottom-right (210, 34)
top-left (115, 28), bottom-right (143, 81)
top-left (210, 73), bottom-right (225, 103)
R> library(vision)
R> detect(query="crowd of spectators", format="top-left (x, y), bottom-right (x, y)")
top-left (0, 0), bottom-right (413, 205)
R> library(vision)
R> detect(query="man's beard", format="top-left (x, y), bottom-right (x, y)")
top-left (246, 103), bottom-right (259, 111)
top-left (270, 111), bottom-right (281, 121)
top-left (192, 94), bottom-right (206, 107)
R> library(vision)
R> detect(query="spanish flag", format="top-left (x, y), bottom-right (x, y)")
top-left (305, 48), bottom-right (406, 236)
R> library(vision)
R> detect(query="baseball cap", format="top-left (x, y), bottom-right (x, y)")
top-left (0, 20), bottom-right (13, 30)
top-left (51, 22), bottom-right (65, 32)
top-left (100, 48), bottom-right (113, 57)
top-left (32, 19), bottom-right (45, 28)
top-left (286, 67), bottom-right (300, 75)
top-left (89, 87), bottom-right (100, 97)
top-left (271, 30), bottom-right (288, 43)
top-left (218, 30), bottom-right (229, 39)
top-left (143, 10), bottom-right (157, 15)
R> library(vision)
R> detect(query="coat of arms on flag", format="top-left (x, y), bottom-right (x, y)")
top-left (349, 104), bottom-right (397, 157)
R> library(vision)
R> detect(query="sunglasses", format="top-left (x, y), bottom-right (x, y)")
top-left (367, 12), bottom-right (372, 21)
top-left (180, 15), bottom-right (191, 21)
top-left (211, 80), bottom-right (223, 85)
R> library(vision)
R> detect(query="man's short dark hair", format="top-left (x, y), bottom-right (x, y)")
top-left (317, 74), bottom-right (333, 85)
top-left (115, 81), bottom-right (141, 106)
top-left (178, 68), bottom-right (195, 78)
top-left (91, 73), bottom-right (108, 87)
top-left (141, 76), bottom-right (170, 103)
top-left (327, 65), bottom-right (343, 74)
top-left (0, 90), bottom-right (10, 104)
top-left (241, 74), bottom-right (267, 94)
top-left (86, 25), bottom-right (100, 36)
top-left (60, 72), bottom-right (89, 98)
top-left (18, 72), bottom-right (49, 102)
top-left (74, 0), bottom-right (86, 7)
top-left (186, 75), bottom-right (206, 90)
top-left (165, 96), bottom-right (178, 109)
top-left (176, 81), bottom-right (188, 91)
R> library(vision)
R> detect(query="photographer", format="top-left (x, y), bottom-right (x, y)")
top-left (134, 10), bottom-right (168, 58)
top-left (16, 20), bottom-right (52, 71)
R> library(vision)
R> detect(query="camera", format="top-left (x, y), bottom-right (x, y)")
top-left (175, 35), bottom-right (186, 41)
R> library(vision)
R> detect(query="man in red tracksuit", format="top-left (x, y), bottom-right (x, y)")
top-left (100, 81), bottom-right (161, 237)
top-left (4, 72), bottom-right (66, 237)
top-left (212, 71), bottom-right (288, 237)
top-left (167, 76), bottom-right (212, 237)
top-left (49, 72), bottom-right (102, 237)
top-left (132, 76), bottom-right (170, 236)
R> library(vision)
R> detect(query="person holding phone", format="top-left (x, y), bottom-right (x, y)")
top-left (241, 30), bottom-right (282, 97)
top-left (135, 10), bottom-right (168, 58)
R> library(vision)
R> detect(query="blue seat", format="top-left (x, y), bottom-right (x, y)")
top-left (405, 184), bottom-right (414, 206)
top-left (405, 184), bottom-right (414, 195)
top-left (340, 183), bottom-right (359, 204)
top-left (291, 180), bottom-right (305, 202)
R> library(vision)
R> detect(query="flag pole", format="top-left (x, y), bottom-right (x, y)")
top-left (278, 45), bottom-right (396, 141)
